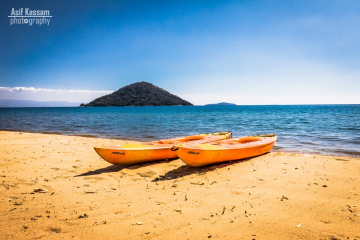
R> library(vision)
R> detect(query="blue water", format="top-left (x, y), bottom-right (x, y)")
top-left (0, 105), bottom-right (359, 157)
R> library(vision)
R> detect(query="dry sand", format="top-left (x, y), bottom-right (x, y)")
top-left (0, 130), bottom-right (359, 240)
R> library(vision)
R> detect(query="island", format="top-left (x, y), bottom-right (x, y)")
top-left (80, 82), bottom-right (193, 107)
top-left (205, 102), bottom-right (236, 106)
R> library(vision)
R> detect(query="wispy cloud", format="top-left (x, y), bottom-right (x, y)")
top-left (0, 87), bottom-right (113, 103)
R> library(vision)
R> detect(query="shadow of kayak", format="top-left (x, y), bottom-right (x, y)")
top-left (73, 158), bottom-right (178, 177)
top-left (151, 153), bottom-right (270, 182)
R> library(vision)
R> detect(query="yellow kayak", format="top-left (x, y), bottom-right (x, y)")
top-left (175, 134), bottom-right (277, 167)
top-left (94, 132), bottom-right (231, 165)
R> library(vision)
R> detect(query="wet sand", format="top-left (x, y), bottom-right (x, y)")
top-left (0, 130), bottom-right (359, 240)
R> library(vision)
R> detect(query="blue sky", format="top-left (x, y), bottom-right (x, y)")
top-left (1, 0), bottom-right (359, 104)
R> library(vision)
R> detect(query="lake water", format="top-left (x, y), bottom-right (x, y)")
top-left (0, 105), bottom-right (359, 157)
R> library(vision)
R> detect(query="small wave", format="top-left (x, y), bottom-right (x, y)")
top-left (74, 134), bottom-right (98, 138)
top-left (338, 127), bottom-right (360, 131)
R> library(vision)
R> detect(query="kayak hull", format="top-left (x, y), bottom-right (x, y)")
top-left (94, 146), bottom-right (177, 165)
top-left (94, 132), bottom-right (231, 165)
top-left (176, 135), bottom-right (277, 167)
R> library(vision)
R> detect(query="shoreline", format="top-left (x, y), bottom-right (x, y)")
top-left (0, 129), bottom-right (141, 141)
top-left (1, 130), bottom-right (359, 239)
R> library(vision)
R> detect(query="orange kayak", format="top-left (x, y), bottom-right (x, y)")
top-left (94, 132), bottom-right (231, 165)
top-left (175, 134), bottom-right (276, 167)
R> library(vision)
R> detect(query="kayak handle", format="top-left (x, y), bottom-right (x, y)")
top-left (171, 146), bottom-right (179, 151)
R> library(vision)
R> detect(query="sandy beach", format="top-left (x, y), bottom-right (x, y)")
top-left (0, 130), bottom-right (359, 240)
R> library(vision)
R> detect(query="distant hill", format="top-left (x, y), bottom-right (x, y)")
top-left (0, 99), bottom-right (81, 107)
top-left (205, 102), bottom-right (236, 106)
top-left (81, 82), bottom-right (193, 107)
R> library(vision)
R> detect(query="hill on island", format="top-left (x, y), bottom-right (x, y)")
top-left (81, 82), bottom-right (193, 107)
top-left (205, 102), bottom-right (236, 106)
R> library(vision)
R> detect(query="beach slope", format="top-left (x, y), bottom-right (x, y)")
top-left (0, 131), bottom-right (359, 239)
